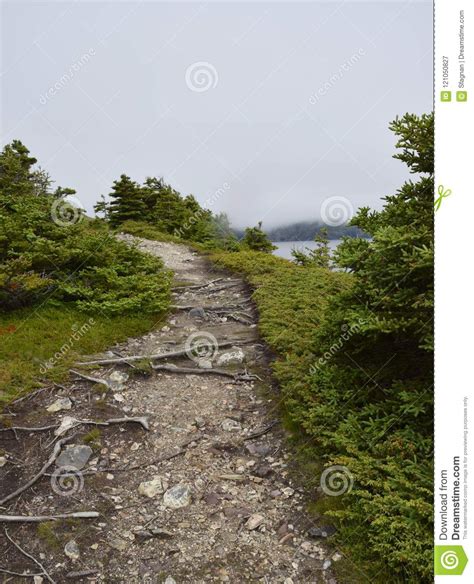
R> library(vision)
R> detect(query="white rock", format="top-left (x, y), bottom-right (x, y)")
top-left (163, 484), bottom-right (192, 509)
top-left (165, 577), bottom-right (177, 584)
top-left (55, 416), bottom-right (79, 436)
top-left (33, 577), bottom-right (44, 584)
top-left (138, 476), bottom-right (168, 498)
top-left (197, 359), bottom-right (213, 369)
top-left (245, 514), bottom-right (264, 530)
top-left (0, 456), bottom-right (7, 468)
top-left (47, 397), bottom-right (72, 413)
top-left (221, 418), bottom-right (242, 432)
top-left (108, 370), bottom-right (129, 391)
top-left (216, 348), bottom-right (245, 367)
top-left (64, 539), bottom-right (80, 561)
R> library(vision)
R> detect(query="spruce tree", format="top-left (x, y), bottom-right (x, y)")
top-left (107, 174), bottom-right (146, 227)
top-left (242, 222), bottom-right (276, 253)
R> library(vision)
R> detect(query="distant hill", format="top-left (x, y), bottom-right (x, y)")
top-left (233, 221), bottom-right (367, 242)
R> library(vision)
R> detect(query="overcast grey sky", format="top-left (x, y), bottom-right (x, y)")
top-left (1, 0), bottom-right (432, 228)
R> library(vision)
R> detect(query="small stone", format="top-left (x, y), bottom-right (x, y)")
top-left (221, 418), bottom-right (242, 432)
top-left (161, 325), bottom-right (171, 332)
top-left (197, 359), bottom-right (213, 369)
top-left (90, 543), bottom-right (99, 550)
top-left (131, 442), bottom-right (140, 451)
top-left (323, 559), bottom-right (332, 570)
top-left (108, 370), bottom-right (129, 391)
top-left (216, 348), bottom-right (245, 367)
top-left (107, 536), bottom-right (127, 551)
top-left (47, 397), bottom-right (72, 413)
top-left (270, 489), bottom-right (281, 498)
top-left (138, 476), bottom-right (168, 498)
top-left (189, 307), bottom-right (207, 319)
top-left (253, 464), bottom-right (273, 478)
top-left (163, 484), bottom-right (192, 509)
top-left (0, 456), bottom-right (7, 467)
top-left (64, 539), bottom-right (80, 561)
top-left (245, 443), bottom-right (272, 457)
top-left (164, 577), bottom-right (176, 584)
top-left (55, 416), bottom-right (79, 436)
top-left (194, 416), bottom-right (205, 428)
top-left (308, 525), bottom-right (336, 539)
top-left (56, 445), bottom-right (93, 470)
top-left (245, 513), bottom-right (264, 530)
top-left (219, 474), bottom-right (245, 481)
top-left (204, 492), bottom-right (221, 506)
top-left (332, 552), bottom-right (342, 562)
top-left (33, 577), bottom-right (44, 584)
top-left (282, 487), bottom-right (294, 498)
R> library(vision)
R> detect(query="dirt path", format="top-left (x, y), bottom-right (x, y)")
top-left (0, 237), bottom-right (338, 584)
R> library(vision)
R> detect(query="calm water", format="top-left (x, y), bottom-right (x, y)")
top-left (273, 239), bottom-right (343, 260)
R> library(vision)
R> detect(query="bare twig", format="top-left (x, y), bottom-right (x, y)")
top-left (76, 340), bottom-right (253, 366)
top-left (151, 364), bottom-right (257, 383)
top-left (66, 434), bottom-right (203, 476)
top-left (69, 370), bottom-right (111, 389)
top-left (2, 416), bottom-right (148, 442)
top-left (0, 434), bottom-right (76, 506)
top-left (172, 277), bottom-right (224, 290)
top-left (171, 304), bottom-right (247, 312)
top-left (66, 570), bottom-right (99, 579)
top-left (243, 420), bottom-right (278, 441)
top-left (0, 512), bottom-right (99, 523)
top-left (78, 416), bottom-right (149, 432)
top-left (4, 529), bottom-right (56, 584)
top-left (0, 424), bottom-right (57, 433)
top-left (0, 567), bottom-right (43, 578)
top-left (151, 365), bottom-right (236, 378)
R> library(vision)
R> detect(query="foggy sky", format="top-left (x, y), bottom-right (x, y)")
top-left (1, 0), bottom-right (432, 229)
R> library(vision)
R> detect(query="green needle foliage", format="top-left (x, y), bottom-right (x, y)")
top-left (241, 222), bottom-right (276, 253)
top-left (213, 113), bottom-right (434, 582)
top-left (0, 141), bottom-right (171, 315)
top-left (0, 141), bottom-right (171, 401)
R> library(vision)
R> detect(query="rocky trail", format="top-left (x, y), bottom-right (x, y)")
top-left (0, 236), bottom-right (339, 583)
